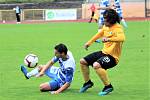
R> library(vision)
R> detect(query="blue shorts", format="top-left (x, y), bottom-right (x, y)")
top-left (44, 66), bottom-right (63, 91)
top-left (49, 79), bottom-right (60, 91)
top-left (44, 66), bottom-right (59, 79)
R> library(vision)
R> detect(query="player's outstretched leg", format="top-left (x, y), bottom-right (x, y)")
top-left (21, 65), bottom-right (29, 79)
top-left (98, 84), bottom-right (113, 96)
top-left (79, 80), bottom-right (94, 93)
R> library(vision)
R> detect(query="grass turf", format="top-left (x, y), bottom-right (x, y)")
top-left (0, 21), bottom-right (149, 100)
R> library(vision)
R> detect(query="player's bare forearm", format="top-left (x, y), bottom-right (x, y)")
top-left (97, 5), bottom-right (115, 10)
top-left (97, 7), bottom-right (111, 10)
top-left (55, 83), bottom-right (70, 94)
top-left (42, 60), bottom-right (54, 72)
top-left (37, 60), bottom-right (54, 77)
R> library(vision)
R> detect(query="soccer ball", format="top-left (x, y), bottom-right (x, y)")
top-left (24, 54), bottom-right (38, 68)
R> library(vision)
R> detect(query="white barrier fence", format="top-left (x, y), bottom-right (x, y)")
top-left (0, 9), bottom-right (77, 21)
top-left (45, 9), bottom-right (77, 20)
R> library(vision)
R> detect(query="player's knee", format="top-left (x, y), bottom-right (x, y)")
top-left (40, 83), bottom-right (51, 92)
top-left (39, 84), bottom-right (44, 92)
top-left (93, 62), bottom-right (101, 70)
top-left (80, 58), bottom-right (88, 65)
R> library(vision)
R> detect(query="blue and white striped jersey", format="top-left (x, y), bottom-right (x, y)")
top-left (99, 0), bottom-right (110, 15)
top-left (51, 51), bottom-right (75, 85)
top-left (114, 0), bottom-right (123, 18)
top-left (98, 0), bottom-right (110, 26)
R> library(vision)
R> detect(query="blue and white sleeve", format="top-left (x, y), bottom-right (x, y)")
top-left (51, 56), bottom-right (59, 63)
top-left (65, 67), bottom-right (74, 84)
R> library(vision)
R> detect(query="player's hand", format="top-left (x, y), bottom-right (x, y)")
top-left (36, 72), bottom-right (44, 77)
top-left (50, 91), bottom-right (60, 94)
top-left (102, 37), bottom-right (109, 43)
top-left (37, 65), bottom-right (43, 69)
top-left (84, 43), bottom-right (89, 51)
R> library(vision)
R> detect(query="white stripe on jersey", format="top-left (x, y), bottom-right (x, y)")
top-left (57, 68), bottom-right (66, 83)
top-left (114, 0), bottom-right (123, 18)
top-left (58, 51), bottom-right (75, 70)
top-left (99, 0), bottom-right (110, 14)
top-left (51, 51), bottom-right (75, 84)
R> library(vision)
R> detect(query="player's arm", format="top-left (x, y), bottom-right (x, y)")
top-left (52, 83), bottom-right (70, 94)
top-left (53, 67), bottom-right (74, 94)
top-left (97, 6), bottom-right (110, 10)
top-left (84, 30), bottom-right (104, 50)
top-left (37, 57), bottom-right (58, 77)
top-left (97, 5), bottom-right (114, 10)
top-left (38, 60), bottom-right (54, 77)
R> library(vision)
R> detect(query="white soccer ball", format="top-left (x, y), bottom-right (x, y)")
top-left (24, 54), bottom-right (38, 68)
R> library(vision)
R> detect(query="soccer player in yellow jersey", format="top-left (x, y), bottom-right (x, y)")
top-left (79, 9), bottom-right (125, 96)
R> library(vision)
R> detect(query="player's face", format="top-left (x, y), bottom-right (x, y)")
top-left (104, 17), bottom-right (112, 27)
top-left (104, 19), bottom-right (110, 26)
top-left (54, 49), bottom-right (63, 58)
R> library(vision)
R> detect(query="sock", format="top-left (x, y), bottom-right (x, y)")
top-left (27, 68), bottom-right (39, 78)
top-left (105, 84), bottom-right (112, 88)
top-left (121, 19), bottom-right (128, 28)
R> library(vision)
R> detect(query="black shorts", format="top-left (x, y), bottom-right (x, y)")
top-left (84, 51), bottom-right (117, 69)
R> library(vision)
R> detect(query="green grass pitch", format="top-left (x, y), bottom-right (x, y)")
top-left (0, 21), bottom-right (149, 100)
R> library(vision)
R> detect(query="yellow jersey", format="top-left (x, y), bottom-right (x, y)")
top-left (87, 24), bottom-right (125, 63)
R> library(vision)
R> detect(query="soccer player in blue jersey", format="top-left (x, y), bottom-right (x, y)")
top-left (21, 43), bottom-right (76, 94)
top-left (98, 0), bottom-right (110, 30)
top-left (95, 0), bottom-right (110, 43)
top-left (98, 0), bottom-right (127, 30)
top-left (114, 0), bottom-right (127, 28)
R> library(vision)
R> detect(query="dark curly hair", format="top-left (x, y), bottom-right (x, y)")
top-left (103, 9), bottom-right (121, 24)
